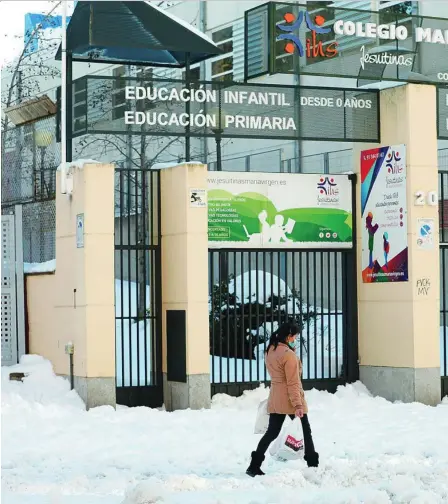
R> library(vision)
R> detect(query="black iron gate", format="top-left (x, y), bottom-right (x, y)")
top-left (209, 249), bottom-right (359, 396)
top-left (208, 178), bottom-right (358, 397)
top-left (439, 169), bottom-right (448, 398)
top-left (114, 168), bottom-right (163, 407)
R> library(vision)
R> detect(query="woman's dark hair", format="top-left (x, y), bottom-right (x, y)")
top-left (266, 322), bottom-right (300, 353)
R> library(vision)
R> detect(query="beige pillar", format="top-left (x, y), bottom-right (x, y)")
top-left (160, 163), bottom-right (210, 410)
top-left (354, 84), bottom-right (441, 405)
top-left (55, 162), bottom-right (116, 409)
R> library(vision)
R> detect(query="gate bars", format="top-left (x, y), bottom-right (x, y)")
top-left (114, 168), bottom-right (163, 407)
top-left (209, 248), bottom-right (359, 397)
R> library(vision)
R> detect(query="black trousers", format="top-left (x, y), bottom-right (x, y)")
top-left (256, 413), bottom-right (316, 458)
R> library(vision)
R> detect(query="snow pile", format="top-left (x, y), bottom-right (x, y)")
top-left (2, 357), bottom-right (448, 504)
top-left (212, 383), bottom-right (269, 410)
top-left (151, 161), bottom-right (204, 170)
top-left (57, 159), bottom-right (101, 171)
top-left (1, 355), bottom-right (85, 411)
top-left (122, 481), bottom-right (167, 504)
top-left (24, 259), bottom-right (56, 274)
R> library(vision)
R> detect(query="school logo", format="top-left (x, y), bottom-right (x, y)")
top-left (317, 177), bottom-right (339, 196)
top-left (277, 11), bottom-right (338, 59)
top-left (386, 149), bottom-right (403, 174)
top-left (317, 177), bottom-right (339, 205)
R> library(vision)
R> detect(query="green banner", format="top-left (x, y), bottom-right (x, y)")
top-left (207, 172), bottom-right (353, 249)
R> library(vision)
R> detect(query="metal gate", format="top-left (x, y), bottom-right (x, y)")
top-left (1, 208), bottom-right (26, 366)
top-left (439, 169), bottom-right (448, 398)
top-left (209, 249), bottom-right (359, 396)
top-left (208, 177), bottom-right (358, 397)
top-left (114, 168), bottom-right (163, 407)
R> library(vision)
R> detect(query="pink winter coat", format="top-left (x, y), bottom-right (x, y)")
top-left (266, 343), bottom-right (308, 415)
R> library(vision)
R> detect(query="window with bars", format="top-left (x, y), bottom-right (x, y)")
top-left (211, 25), bottom-right (234, 81)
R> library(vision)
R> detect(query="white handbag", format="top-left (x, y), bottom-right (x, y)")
top-left (269, 418), bottom-right (305, 461)
top-left (254, 399), bottom-right (269, 434)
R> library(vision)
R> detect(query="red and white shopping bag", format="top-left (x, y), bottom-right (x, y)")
top-left (269, 418), bottom-right (305, 461)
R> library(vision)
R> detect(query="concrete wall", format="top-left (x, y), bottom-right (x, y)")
top-left (355, 84), bottom-right (441, 405)
top-left (160, 162), bottom-right (211, 411)
top-left (27, 273), bottom-right (58, 367)
top-left (26, 162), bottom-right (116, 409)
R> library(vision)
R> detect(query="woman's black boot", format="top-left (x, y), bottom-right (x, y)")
top-left (246, 451), bottom-right (265, 477)
top-left (304, 451), bottom-right (319, 468)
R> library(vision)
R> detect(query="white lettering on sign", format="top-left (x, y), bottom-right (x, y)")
top-left (333, 20), bottom-right (408, 41)
top-left (124, 111), bottom-right (297, 131)
top-left (438, 72), bottom-right (448, 82)
top-left (224, 90), bottom-right (290, 106)
top-left (124, 86), bottom-right (299, 132)
top-left (415, 27), bottom-right (448, 44)
top-left (125, 86), bottom-right (292, 107)
top-left (360, 45), bottom-right (413, 71)
top-left (125, 111), bottom-right (217, 128)
top-left (125, 86), bottom-right (217, 103)
top-left (332, 20), bottom-right (448, 47)
top-left (224, 115), bottom-right (296, 130)
top-left (300, 96), bottom-right (372, 109)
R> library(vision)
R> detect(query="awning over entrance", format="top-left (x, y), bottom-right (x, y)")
top-left (55, 0), bottom-right (222, 66)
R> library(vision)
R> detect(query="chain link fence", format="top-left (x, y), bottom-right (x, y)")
top-left (1, 116), bottom-right (59, 264)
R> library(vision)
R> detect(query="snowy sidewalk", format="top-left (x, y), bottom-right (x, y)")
top-left (2, 356), bottom-right (448, 504)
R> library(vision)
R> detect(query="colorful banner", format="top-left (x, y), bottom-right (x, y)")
top-left (361, 144), bottom-right (408, 283)
top-left (207, 172), bottom-right (353, 249)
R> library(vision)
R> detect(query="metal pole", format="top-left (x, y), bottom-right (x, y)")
top-left (70, 353), bottom-right (74, 390)
top-left (216, 130), bottom-right (222, 171)
top-left (61, 0), bottom-right (67, 193)
top-left (215, 129), bottom-right (228, 279)
top-left (40, 147), bottom-right (45, 194)
top-left (185, 52), bottom-right (191, 162)
top-left (66, 51), bottom-right (73, 163)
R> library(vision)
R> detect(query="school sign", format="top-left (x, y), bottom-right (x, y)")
top-left (207, 172), bottom-right (353, 249)
top-left (245, 2), bottom-right (448, 85)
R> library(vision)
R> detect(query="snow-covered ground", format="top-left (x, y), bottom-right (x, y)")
top-left (2, 356), bottom-right (448, 504)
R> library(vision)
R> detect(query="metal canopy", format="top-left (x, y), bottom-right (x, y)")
top-left (55, 0), bottom-right (222, 67)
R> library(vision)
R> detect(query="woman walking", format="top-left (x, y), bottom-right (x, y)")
top-left (246, 323), bottom-right (319, 477)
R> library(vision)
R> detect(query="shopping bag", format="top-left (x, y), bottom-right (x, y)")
top-left (254, 399), bottom-right (269, 434)
top-left (269, 418), bottom-right (305, 461)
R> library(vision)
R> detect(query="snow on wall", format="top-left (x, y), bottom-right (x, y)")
top-left (24, 259), bottom-right (56, 274)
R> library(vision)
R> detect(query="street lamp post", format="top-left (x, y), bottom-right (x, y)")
top-left (35, 130), bottom-right (53, 198)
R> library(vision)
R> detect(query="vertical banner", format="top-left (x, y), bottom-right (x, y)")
top-left (208, 172), bottom-right (353, 249)
top-left (360, 144), bottom-right (408, 283)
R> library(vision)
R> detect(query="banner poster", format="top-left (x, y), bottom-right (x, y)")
top-left (360, 144), bottom-right (408, 283)
top-left (207, 172), bottom-right (353, 249)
